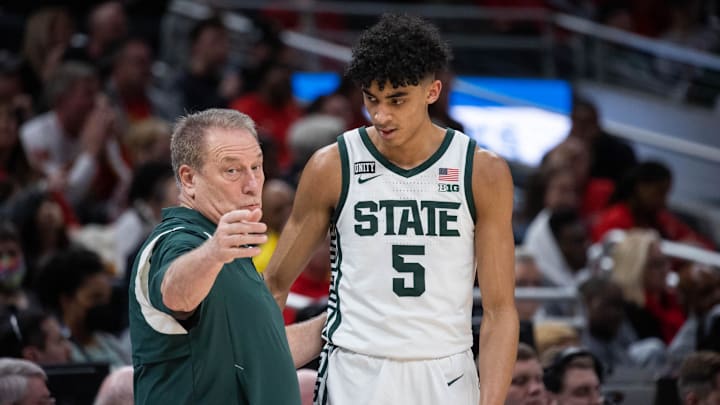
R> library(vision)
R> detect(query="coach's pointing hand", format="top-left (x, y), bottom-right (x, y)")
top-left (211, 208), bottom-right (268, 263)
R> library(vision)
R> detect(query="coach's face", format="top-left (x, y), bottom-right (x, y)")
top-left (179, 127), bottom-right (264, 224)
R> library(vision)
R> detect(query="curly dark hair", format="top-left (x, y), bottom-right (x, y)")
top-left (346, 13), bottom-right (452, 90)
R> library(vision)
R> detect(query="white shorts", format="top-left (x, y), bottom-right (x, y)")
top-left (314, 346), bottom-right (479, 405)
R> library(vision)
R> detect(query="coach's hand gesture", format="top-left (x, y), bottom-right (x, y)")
top-left (211, 209), bottom-right (268, 263)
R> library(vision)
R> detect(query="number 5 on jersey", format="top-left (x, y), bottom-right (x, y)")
top-left (392, 245), bottom-right (425, 297)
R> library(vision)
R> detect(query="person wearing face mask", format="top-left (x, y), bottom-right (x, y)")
top-left (0, 221), bottom-right (30, 310)
top-left (31, 246), bottom-right (130, 368)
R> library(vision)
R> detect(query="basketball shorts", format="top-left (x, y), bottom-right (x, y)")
top-left (314, 345), bottom-right (479, 405)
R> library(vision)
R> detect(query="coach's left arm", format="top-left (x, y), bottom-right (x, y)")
top-left (472, 148), bottom-right (519, 405)
top-left (286, 312), bottom-right (327, 368)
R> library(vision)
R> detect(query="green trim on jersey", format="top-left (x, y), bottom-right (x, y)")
top-left (464, 138), bottom-right (477, 223)
top-left (326, 227), bottom-right (343, 343)
top-left (358, 127), bottom-right (455, 177)
top-left (332, 134), bottom-right (350, 224)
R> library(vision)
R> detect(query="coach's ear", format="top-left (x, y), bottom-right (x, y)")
top-left (178, 164), bottom-right (196, 199)
top-left (426, 78), bottom-right (442, 105)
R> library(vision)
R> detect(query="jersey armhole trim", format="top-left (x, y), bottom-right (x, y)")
top-left (331, 134), bottom-right (350, 224)
top-left (465, 139), bottom-right (477, 223)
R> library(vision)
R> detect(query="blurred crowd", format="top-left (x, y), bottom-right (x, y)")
top-left (0, 1), bottom-right (718, 404)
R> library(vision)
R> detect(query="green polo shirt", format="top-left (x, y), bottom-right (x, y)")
top-left (129, 207), bottom-right (300, 405)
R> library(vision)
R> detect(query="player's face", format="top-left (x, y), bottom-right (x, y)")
top-left (362, 78), bottom-right (440, 147)
top-left (506, 359), bottom-right (547, 405)
top-left (183, 127), bottom-right (264, 223)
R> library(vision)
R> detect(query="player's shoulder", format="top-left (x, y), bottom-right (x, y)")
top-left (470, 146), bottom-right (512, 186)
top-left (306, 141), bottom-right (341, 173)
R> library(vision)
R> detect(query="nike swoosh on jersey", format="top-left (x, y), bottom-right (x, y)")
top-left (447, 374), bottom-right (464, 386)
top-left (357, 174), bottom-right (382, 184)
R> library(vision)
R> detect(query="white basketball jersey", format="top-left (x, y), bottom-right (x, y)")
top-left (325, 127), bottom-right (477, 360)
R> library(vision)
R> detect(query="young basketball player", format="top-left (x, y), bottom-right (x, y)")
top-left (265, 14), bottom-right (518, 405)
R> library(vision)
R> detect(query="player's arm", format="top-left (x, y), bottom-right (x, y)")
top-left (472, 149), bottom-right (519, 405)
top-left (161, 209), bottom-right (267, 314)
top-left (264, 144), bottom-right (341, 310)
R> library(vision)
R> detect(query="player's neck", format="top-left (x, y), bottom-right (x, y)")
top-left (372, 121), bottom-right (446, 170)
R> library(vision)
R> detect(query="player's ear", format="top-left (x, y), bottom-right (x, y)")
top-left (426, 79), bottom-right (442, 104)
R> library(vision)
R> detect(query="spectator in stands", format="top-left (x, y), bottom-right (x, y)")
top-left (0, 307), bottom-right (72, 364)
top-left (514, 248), bottom-right (545, 322)
top-left (122, 118), bottom-right (171, 167)
top-left (533, 320), bottom-right (580, 360)
top-left (105, 38), bottom-right (174, 126)
top-left (551, 210), bottom-right (591, 284)
top-left (669, 262), bottom-right (720, 366)
top-left (332, 76), bottom-right (367, 130)
top-left (253, 179), bottom-right (295, 274)
top-left (286, 114), bottom-right (345, 186)
top-left (505, 342), bottom-right (547, 405)
top-left (19, 7), bottom-right (75, 106)
top-left (660, 0), bottom-right (718, 53)
top-left (521, 164), bottom-right (581, 276)
top-left (522, 165), bottom-right (580, 228)
top-left (525, 208), bottom-right (590, 288)
top-left (542, 346), bottom-right (605, 405)
top-left (0, 51), bottom-right (33, 122)
top-left (0, 357), bottom-right (54, 404)
top-left (542, 136), bottom-right (615, 225)
top-left (566, 98), bottom-right (636, 184)
top-left (592, 161), bottom-right (715, 249)
top-left (32, 247), bottom-right (131, 367)
top-left (20, 62), bottom-right (131, 221)
top-left (0, 102), bottom-right (40, 204)
top-left (64, 1), bottom-right (128, 76)
top-left (239, 16), bottom-right (293, 94)
top-left (231, 60), bottom-right (301, 171)
top-left (94, 365), bottom-right (133, 405)
top-left (611, 229), bottom-right (686, 344)
top-left (70, 161), bottom-right (176, 282)
top-left (677, 351), bottom-right (720, 405)
top-left (305, 93), bottom-right (353, 131)
top-left (0, 221), bottom-right (30, 310)
top-left (579, 276), bottom-right (667, 371)
top-left (173, 17), bottom-right (237, 113)
top-left (7, 188), bottom-right (74, 289)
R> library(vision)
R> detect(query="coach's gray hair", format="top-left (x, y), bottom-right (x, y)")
top-left (0, 358), bottom-right (47, 403)
top-left (170, 108), bottom-right (258, 183)
top-left (45, 61), bottom-right (96, 108)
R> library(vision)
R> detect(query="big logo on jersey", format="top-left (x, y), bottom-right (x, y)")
top-left (353, 199), bottom-right (461, 237)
